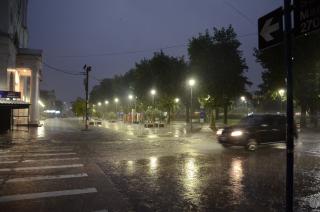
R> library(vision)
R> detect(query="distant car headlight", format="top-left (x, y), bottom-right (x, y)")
top-left (231, 130), bottom-right (243, 137)
top-left (216, 129), bottom-right (223, 135)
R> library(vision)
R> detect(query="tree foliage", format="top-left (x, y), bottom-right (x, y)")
top-left (255, 33), bottom-right (320, 127)
top-left (71, 97), bottom-right (86, 118)
top-left (188, 26), bottom-right (251, 124)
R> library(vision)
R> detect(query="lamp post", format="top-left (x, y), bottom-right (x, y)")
top-left (150, 89), bottom-right (156, 122)
top-left (128, 94), bottom-right (134, 123)
top-left (188, 79), bottom-right (195, 131)
top-left (278, 89), bottom-right (285, 113)
top-left (104, 100), bottom-right (109, 119)
top-left (240, 96), bottom-right (248, 115)
top-left (114, 98), bottom-right (119, 120)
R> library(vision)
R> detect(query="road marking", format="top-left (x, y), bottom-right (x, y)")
top-left (0, 164), bottom-right (83, 172)
top-left (0, 155), bottom-right (22, 158)
top-left (0, 160), bottom-right (18, 164)
top-left (0, 152), bottom-right (76, 158)
top-left (4, 173), bottom-right (88, 183)
top-left (22, 157), bottom-right (80, 163)
top-left (0, 149), bottom-right (74, 154)
top-left (25, 152), bottom-right (77, 157)
top-left (0, 187), bottom-right (97, 203)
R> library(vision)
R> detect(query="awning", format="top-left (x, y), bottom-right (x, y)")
top-left (0, 99), bottom-right (30, 109)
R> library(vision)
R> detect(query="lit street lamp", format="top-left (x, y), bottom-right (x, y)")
top-left (128, 94), bottom-right (135, 123)
top-left (174, 98), bottom-right (180, 103)
top-left (150, 89), bottom-right (156, 122)
top-left (105, 100), bottom-right (109, 105)
top-left (97, 102), bottom-right (102, 106)
top-left (150, 89), bottom-right (156, 107)
top-left (278, 89), bottom-right (286, 113)
top-left (114, 98), bottom-right (119, 119)
top-left (188, 79), bottom-right (196, 131)
top-left (240, 96), bottom-right (248, 115)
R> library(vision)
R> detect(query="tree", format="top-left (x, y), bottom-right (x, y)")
top-left (132, 51), bottom-right (187, 123)
top-left (254, 32), bottom-right (320, 128)
top-left (188, 26), bottom-right (251, 124)
top-left (88, 51), bottom-right (187, 123)
top-left (71, 97), bottom-right (86, 119)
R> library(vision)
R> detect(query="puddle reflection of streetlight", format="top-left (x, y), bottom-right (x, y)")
top-left (230, 158), bottom-right (244, 200)
top-left (174, 129), bottom-right (180, 138)
top-left (149, 156), bottom-right (158, 174)
top-left (183, 158), bottom-right (199, 198)
top-left (127, 160), bottom-right (135, 174)
top-left (37, 126), bottom-right (45, 138)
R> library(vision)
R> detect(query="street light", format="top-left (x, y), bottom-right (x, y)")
top-left (174, 98), bottom-right (180, 103)
top-left (150, 89), bottom-right (156, 107)
top-left (105, 100), bottom-right (109, 105)
top-left (240, 96), bottom-right (248, 115)
top-left (278, 89), bottom-right (286, 113)
top-left (114, 98), bottom-right (119, 119)
top-left (98, 102), bottom-right (102, 106)
top-left (188, 78), bottom-right (196, 131)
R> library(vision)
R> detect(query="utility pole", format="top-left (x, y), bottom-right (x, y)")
top-left (83, 65), bottom-right (91, 130)
top-left (283, 0), bottom-right (294, 211)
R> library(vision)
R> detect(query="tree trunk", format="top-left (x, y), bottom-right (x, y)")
top-left (300, 103), bottom-right (307, 128)
top-left (215, 107), bottom-right (220, 120)
top-left (310, 103), bottom-right (318, 128)
top-left (210, 109), bottom-right (216, 131)
top-left (186, 104), bottom-right (190, 123)
top-left (223, 104), bottom-right (228, 125)
top-left (167, 107), bottom-right (171, 124)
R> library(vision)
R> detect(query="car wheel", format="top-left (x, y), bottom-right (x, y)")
top-left (246, 139), bottom-right (257, 151)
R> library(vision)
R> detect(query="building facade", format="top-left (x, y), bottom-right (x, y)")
top-left (0, 0), bottom-right (42, 131)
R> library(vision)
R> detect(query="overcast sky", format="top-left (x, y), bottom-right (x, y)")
top-left (28, 0), bottom-right (282, 102)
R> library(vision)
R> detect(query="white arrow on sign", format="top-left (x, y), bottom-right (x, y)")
top-left (260, 18), bottom-right (280, 42)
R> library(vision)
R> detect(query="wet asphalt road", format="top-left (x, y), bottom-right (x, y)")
top-left (0, 118), bottom-right (320, 211)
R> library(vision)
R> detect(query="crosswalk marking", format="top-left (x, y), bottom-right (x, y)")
top-left (0, 152), bottom-right (76, 158)
top-left (0, 164), bottom-right (83, 172)
top-left (0, 155), bottom-right (22, 158)
top-left (22, 157), bottom-right (80, 163)
top-left (0, 187), bottom-right (97, 203)
top-left (2, 173), bottom-right (88, 183)
top-left (24, 152), bottom-right (77, 157)
top-left (0, 160), bottom-right (18, 164)
top-left (0, 149), bottom-right (74, 154)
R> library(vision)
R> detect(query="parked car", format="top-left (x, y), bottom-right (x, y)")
top-left (216, 114), bottom-right (298, 151)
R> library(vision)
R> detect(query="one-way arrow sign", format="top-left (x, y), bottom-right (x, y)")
top-left (258, 7), bottom-right (283, 50)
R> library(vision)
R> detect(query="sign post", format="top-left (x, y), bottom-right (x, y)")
top-left (283, 0), bottom-right (294, 211)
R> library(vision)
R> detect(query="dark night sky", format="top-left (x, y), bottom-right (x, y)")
top-left (27, 0), bottom-right (281, 102)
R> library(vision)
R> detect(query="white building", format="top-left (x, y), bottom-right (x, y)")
top-left (0, 0), bottom-right (42, 131)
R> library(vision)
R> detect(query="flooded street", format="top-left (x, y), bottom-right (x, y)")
top-left (0, 118), bottom-right (320, 211)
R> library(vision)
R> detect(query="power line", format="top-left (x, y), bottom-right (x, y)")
top-left (221, 0), bottom-right (255, 26)
top-left (45, 32), bottom-right (256, 60)
top-left (49, 44), bottom-right (187, 59)
top-left (43, 62), bottom-right (104, 82)
top-left (43, 62), bottom-right (83, 76)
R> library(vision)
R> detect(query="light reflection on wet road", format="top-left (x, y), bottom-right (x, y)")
top-left (2, 118), bottom-right (320, 211)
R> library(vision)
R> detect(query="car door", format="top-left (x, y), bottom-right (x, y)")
top-left (256, 116), bottom-right (274, 143)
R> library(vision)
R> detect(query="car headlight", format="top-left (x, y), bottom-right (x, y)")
top-left (216, 129), bottom-right (223, 135)
top-left (231, 130), bottom-right (243, 137)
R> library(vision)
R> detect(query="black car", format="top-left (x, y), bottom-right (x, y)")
top-left (216, 114), bottom-right (298, 151)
